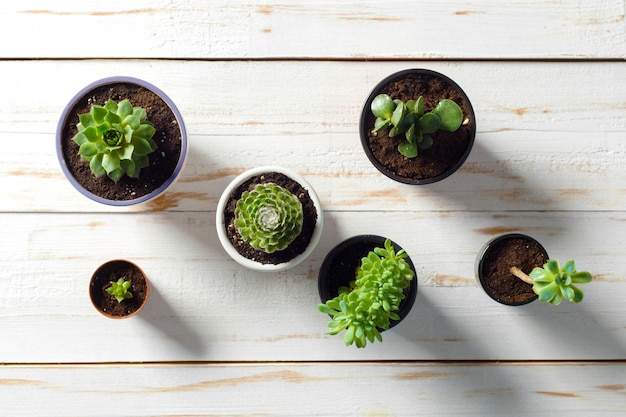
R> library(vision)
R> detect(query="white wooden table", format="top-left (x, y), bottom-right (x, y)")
top-left (1, 1), bottom-right (625, 415)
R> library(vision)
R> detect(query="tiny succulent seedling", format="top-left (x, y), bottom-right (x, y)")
top-left (234, 183), bottom-right (304, 253)
top-left (106, 277), bottom-right (133, 303)
top-left (511, 260), bottom-right (592, 305)
top-left (371, 93), bottom-right (463, 158)
top-left (72, 99), bottom-right (158, 182)
top-left (318, 239), bottom-right (415, 348)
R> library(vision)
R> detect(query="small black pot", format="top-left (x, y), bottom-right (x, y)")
top-left (359, 69), bottom-right (476, 185)
top-left (318, 235), bottom-right (417, 330)
top-left (475, 233), bottom-right (549, 306)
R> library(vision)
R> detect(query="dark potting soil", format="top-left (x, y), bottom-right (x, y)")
top-left (60, 82), bottom-right (182, 201)
top-left (90, 261), bottom-right (148, 317)
top-left (365, 73), bottom-right (473, 181)
top-left (223, 172), bottom-right (318, 265)
top-left (479, 237), bottom-right (548, 305)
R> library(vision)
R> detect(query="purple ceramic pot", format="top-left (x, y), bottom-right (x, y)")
top-left (56, 76), bottom-right (187, 206)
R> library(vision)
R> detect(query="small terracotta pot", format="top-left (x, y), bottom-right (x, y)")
top-left (57, 76), bottom-right (187, 206)
top-left (216, 166), bottom-right (324, 272)
top-left (318, 235), bottom-right (417, 330)
top-left (89, 260), bottom-right (150, 319)
top-left (360, 69), bottom-right (476, 184)
top-left (475, 233), bottom-right (549, 306)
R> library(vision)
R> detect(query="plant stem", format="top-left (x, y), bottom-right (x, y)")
top-left (510, 266), bottom-right (534, 285)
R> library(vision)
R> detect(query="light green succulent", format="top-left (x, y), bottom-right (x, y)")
top-left (106, 278), bottom-right (133, 303)
top-left (530, 260), bottom-right (592, 305)
top-left (72, 99), bottom-right (158, 182)
top-left (318, 239), bottom-right (415, 348)
top-left (234, 183), bottom-right (304, 253)
top-left (371, 93), bottom-right (463, 158)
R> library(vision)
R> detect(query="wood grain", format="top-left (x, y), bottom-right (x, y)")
top-left (1, 0), bottom-right (625, 59)
top-left (0, 362), bottom-right (624, 416)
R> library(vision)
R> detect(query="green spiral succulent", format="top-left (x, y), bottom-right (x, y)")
top-left (106, 278), bottom-right (133, 303)
top-left (318, 239), bottom-right (415, 348)
top-left (530, 260), bottom-right (592, 305)
top-left (72, 99), bottom-right (158, 182)
top-left (371, 93), bottom-right (463, 158)
top-left (234, 183), bottom-right (304, 253)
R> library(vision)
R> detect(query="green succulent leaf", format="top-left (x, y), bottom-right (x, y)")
top-left (234, 183), bottom-right (304, 253)
top-left (373, 117), bottom-right (391, 133)
top-left (398, 141), bottom-right (418, 158)
top-left (418, 112), bottom-right (441, 134)
top-left (319, 239), bottom-right (415, 348)
top-left (371, 94), bottom-right (395, 119)
top-left (79, 142), bottom-right (98, 159)
top-left (433, 99), bottom-right (463, 132)
top-left (390, 101), bottom-right (406, 127)
top-left (72, 99), bottom-right (157, 182)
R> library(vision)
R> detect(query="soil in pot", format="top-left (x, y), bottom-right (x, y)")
top-left (478, 235), bottom-right (549, 305)
top-left (60, 82), bottom-right (182, 202)
top-left (318, 235), bottom-right (417, 329)
top-left (223, 172), bottom-right (318, 265)
top-left (363, 71), bottom-right (474, 182)
top-left (90, 260), bottom-right (149, 318)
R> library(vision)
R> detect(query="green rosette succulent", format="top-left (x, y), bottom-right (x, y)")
top-left (530, 260), bottom-right (592, 305)
top-left (371, 93), bottom-right (463, 158)
top-left (318, 239), bottom-right (415, 348)
top-left (234, 183), bottom-right (303, 253)
top-left (106, 278), bottom-right (133, 303)
top-left (72, 99), bottom-right (158, 182)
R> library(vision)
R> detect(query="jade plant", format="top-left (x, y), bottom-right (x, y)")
top-left (234, 183), bottom-right (303, 253)
top-left (72, 99), bottom-right (158, 182)
top-left (106, 278), bottom-right (133, 303)
top-left (318, 239), bottom-right (415, 348)
top-left (510, 260), bottom-right (592, 305)
top-left (371, 93), bottom-right (463, 158)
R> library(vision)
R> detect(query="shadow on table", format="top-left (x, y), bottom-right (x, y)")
top-left (139, 282), bottom-right (208, 357)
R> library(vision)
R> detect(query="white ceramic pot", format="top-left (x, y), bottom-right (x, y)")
top-left (216, 166), bottom-right (323, 272)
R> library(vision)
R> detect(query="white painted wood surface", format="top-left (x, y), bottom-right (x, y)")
top-left (1, 0), bottom-right (625, 59)
top-left (1, 1), bottom-right (625, 416)
top-left (1, 363), bottom-right (625, 416)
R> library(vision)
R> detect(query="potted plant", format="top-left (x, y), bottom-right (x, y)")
top-left (360, 69), bottom-right (476, 184)
top-left (57, 76), bottom-right (187, 206)
top-left (89, 259), bottom-right (149, 318)
top-left (216, 166), bottom-right (323, 272)
top-left (476, 233), bottom-right (592, 305)
top-left (317, 235), bottom-right (417, 348)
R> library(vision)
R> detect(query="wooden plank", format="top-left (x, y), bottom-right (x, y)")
top-left (1, 211), bottom-right (624, 363)
top-left (1, 362), bottom-right (624, 416)
top-left (1, 0), bottom-right (625, 59)
top-left (0, 60), bottom-right (625, 212)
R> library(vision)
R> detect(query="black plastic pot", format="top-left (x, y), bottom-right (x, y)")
top-left (318, 235), bottom-right (417, 330)
top-left (475, 233), bottom-right (549, 306)
top-left (359, 69), bottom-right (476, 184)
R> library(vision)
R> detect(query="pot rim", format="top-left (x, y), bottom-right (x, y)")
top-left (216, 165), bottom-right (324, 272)
top-left (56, 76), bottom-right (188, 206)
top-left (318, 234), bottom-right (417, 330)
top-left (89, 259), bottom-right (150, 319)
top-left (475, 233), bottom-right (549, 306)
top-left (359, 68), bottom-right (476, 185)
